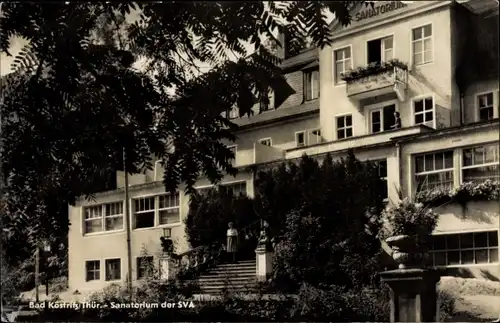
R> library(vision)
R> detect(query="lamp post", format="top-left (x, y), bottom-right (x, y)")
top-left (35, 240), bottom-right (51, 303)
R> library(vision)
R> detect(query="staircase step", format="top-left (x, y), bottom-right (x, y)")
top-left (205, 270), bottom-right (255, 277)
top-left (198, 279), bottom-right (255, 285)
top-left (199, 285), bottom-right (258, 292)
top-left (199, 283), bottom-right (256, 289)
top-left (199, 288), bottom-right (258, 295)
top-left (219, 260), bottom-right (257, 266)
top-left (216, 263), bottom-right (255, 268)
top-left (198, 276), bottom-right (256, 283)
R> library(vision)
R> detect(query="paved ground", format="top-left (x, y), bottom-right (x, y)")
top-left (440, 276), bottom-right (500, 322)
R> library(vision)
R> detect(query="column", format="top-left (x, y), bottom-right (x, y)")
top-left (380, 268), bottom-right (440, 323)
top-left (255, 246), bottom-right (273, 282)
top-left (159, 255), bottom-right (173, 281)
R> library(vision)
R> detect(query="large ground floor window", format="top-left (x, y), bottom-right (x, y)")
top-left (429, 230), bottom-right (499, 266)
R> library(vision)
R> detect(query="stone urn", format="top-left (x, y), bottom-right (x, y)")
top-left (386, 234), bottom-right (430, 269)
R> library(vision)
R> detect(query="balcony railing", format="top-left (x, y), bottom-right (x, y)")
top-left (342, 60), bottom-right (408, 102)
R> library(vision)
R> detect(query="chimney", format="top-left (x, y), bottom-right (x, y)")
top-left (276, 32), bottom-right (286, 59)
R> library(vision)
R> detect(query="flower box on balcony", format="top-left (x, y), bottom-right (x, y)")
top-left (341, 59), bottom-right (409, 102)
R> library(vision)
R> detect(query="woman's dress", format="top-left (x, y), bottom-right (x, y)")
top-left (227, 228), bottom-right (238, 253)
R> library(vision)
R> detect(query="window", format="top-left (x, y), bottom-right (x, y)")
top-left (304, 70), bottom-right (319, 101)
top-left (224, 106), bottom-right (239, 119)
top-left (158, 193), bottom-right (180, 225)
top-left (295, 131), bottom-right (306, 147)
top-left (259, 89), bottom-right (273, 112)
top-left (259, 138), bottom-right (272, 146)
top-left (83, 202), bottom-right (124, 234)
top-left (430, 231), bottom-right (499, 266)
top-left (137, 256), bottom-right (154, 279)
top-left (85, 260), bottom-right (100, 281)
top-left (228, 145), bottom-right (237, 161)
top-left (308, 129), bottom-right (322, 145)
top-left (414, 150), bottom-right (454, 192)
top-left (413, 96), bottom-right (434, 127)
top-left (335, 115), bottom-right (353, 139)
top-left (477, 92), bottom-right (495, 121)
top-left (105, 258), bottom-right (121, 281)
top-left (412, 24), bottom-right (433, 65)
top-left (376, 160), bottom-right (388, 200)
top-left (105, 202), bottom-right (124, 231)
top-left (367, 36), bottom-right (394, 64)
top-left (462, 143), bottom-right (500, 183)
top-left (334, 47), bottom-right (352, 84)
top-left (197, 187), bottom-right (213, 196)
top-left (370, 104), bottom-right (396, 133)
top-left (224, 181), bottom-right (247, 196)
top-left (134, 197), bottom-right (155, 229)
top-left (84, 206), bottom-right (103, 234)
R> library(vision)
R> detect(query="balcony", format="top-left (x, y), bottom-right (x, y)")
top-left (342, 60), bottom-right (408, 102)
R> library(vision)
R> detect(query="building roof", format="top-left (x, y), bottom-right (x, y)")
top-left (280, 48), bottom-right (318, 71)
top-left (234, 99), bottom-right (319, 131)
top-left (457, 0), bottom-right (499, 14)
top-left (393, 119), bottom-right (500, 142)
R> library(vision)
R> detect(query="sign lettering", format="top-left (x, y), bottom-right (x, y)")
top-left (354, 1), bottom-right (408, 21)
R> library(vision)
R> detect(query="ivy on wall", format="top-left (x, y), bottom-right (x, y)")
top-left (414, 180), bottom-right (500, 208)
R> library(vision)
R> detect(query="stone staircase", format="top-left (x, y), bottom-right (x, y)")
top-left (195, 259), bottom-right (258, 295)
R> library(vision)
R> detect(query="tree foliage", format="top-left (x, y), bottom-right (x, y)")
top-left (185, 188), bottom-right (259, 249)
top-left (0, 1), bottom-right (366, 271)
top-left (254, 153), bottom-right (387, 291)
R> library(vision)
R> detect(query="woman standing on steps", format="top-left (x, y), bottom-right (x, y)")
top-left (226, 222), bottom-right (239, 263)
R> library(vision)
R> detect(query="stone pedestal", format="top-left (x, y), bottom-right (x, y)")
top-left (255, 247), bottom-right (273, 282)
top-left (380, 268), bottom-right (440, 323)
top-left (159, 255), bottom-right (173, 281)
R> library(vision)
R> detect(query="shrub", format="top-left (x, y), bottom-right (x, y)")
top-left (185, 188), bottom-right (259, 249)
top-left (380, 197), bottom-right (439, 239)
top-left (267, 153), bottom-right (387, 291)
top-left (438, 289), bottom-right (457, 322)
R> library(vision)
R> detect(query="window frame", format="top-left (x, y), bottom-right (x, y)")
top-left (105, 258), bottom-right (121, 282)
top-left (365, 34), bottom-right (395, 64)
top-left (475, 90), bottom-right (499, 122)
top-left (411, 23), bottom-right (434, 66)
top-left (196, 180), bottom-right (248, 197)
top-left (411, 94), bottom-right (436, 128)
top-left (85, 260), bottom-right (100, 282)
top-left (332, 45), bottom-right (353, 85)
top-left (223, 181), bottom-right (247, 196)
top-left (133, 196), bottom-right (156, 229)
top-left (366, 100), bottom-right (399, 134)
top-left (131, 192), bottom-right (182, 231)
top-left (429, 230), bottom-right (499, 267)
top-left (308, 129), bottom-right (322, 145)
top-left (304, 69), bottom-right (319, 101)
top-left (158, 193), bottom-right (181, 226)
top-left (295, 131), bottom-right (307, 147)
top-left (460, 142), bottom-right (500, 184)
top-left (259, 88), bottom-right (274, 113)
top-left (374, 159), bottom-right (389, 200)
top-left (83, 201), bottom-right (124, 235)
top-left (258, 138), bottom-right (272, 146)
top-left (223, 106), bottom-right (239, 120)
top-left (335, 114), bottom-right (353, 140)
top-left (413, 149), bottom-right (455, 193)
